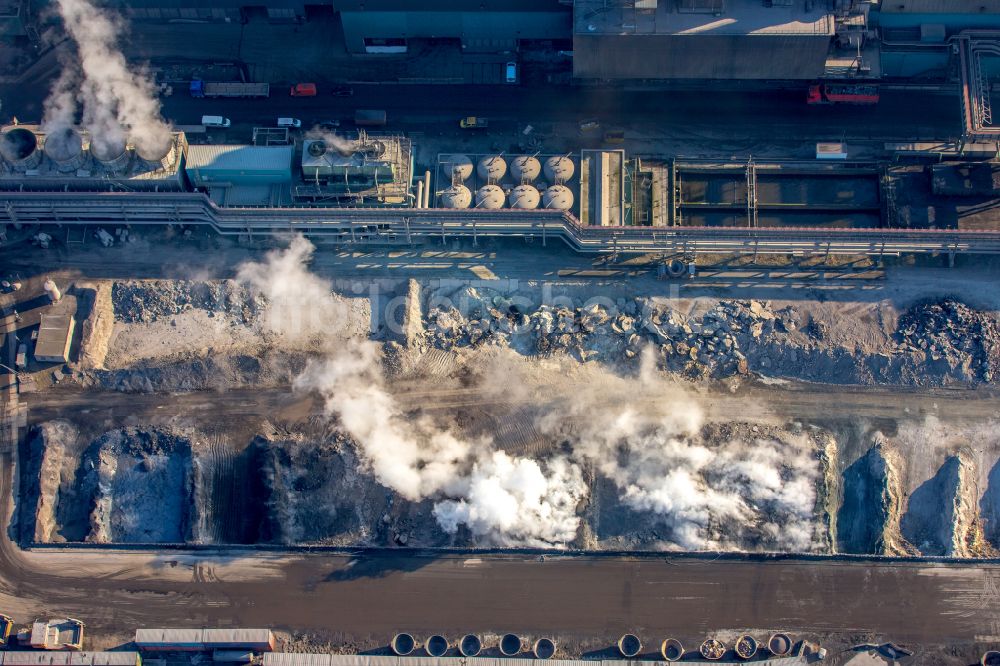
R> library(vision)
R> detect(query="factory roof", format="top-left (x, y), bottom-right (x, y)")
top-left (880, 0), bottom-right (992, 12)
top-left (185, 144), bottom-right (293, 174)
top-left (336, 0), bottom-right (566, 11)
top-left (0, 653), bottom-right (139, 666)
top-left (574, 0), bottom-right (834, 36)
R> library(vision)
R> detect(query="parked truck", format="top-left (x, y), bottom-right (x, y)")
top-left (189, 80), bottom-right (270, 98)
top-left (460, 116), bottom-right (488, 129)
top-left (807, 83), bottom-right (879, 105)
top-left (354, 109), bottom-right (387, 127)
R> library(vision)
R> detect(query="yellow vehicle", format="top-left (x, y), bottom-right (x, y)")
top-left (460, 116), bottom-right (489, 129)
top-left (0, 615), bottom-right (12, 645)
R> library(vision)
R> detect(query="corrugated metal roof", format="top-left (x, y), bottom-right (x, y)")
top-left (34, 314), bottom-right (74, 362)
top-left (135, 628), bottom-right (203, 644)
top-left (185, 144), bottom-right (292, 173)
top-left (0, 654), bottom-right (138, 666)
top-left (264, 655), bottom-right (331, 666)
top-left (202, 628), bottom-right (274, 645)
top-left (136, 628), bottom-right (273, 648)
top-left (881, 0), bottom-right (994, 12)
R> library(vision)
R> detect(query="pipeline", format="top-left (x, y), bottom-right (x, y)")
top-left (6, 190), bottom-right (1000, 256)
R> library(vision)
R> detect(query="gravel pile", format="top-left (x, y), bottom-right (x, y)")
top-left (896, 299), bottom-right (1000, 382)
top-left (112, 280), bottom-right (265, 324)
top-left (425, 287), bottom-right (798, 379)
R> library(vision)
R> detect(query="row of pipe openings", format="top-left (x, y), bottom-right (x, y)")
top-left (391, 634), bottom-right (556, 659)
top-left (615, 632), bottom-right (794, 662)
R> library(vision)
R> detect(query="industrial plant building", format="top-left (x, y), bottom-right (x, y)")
top-left (11, 1), bottom-right (999, 87)
top-left (0, 125), bottom-right (186, 192)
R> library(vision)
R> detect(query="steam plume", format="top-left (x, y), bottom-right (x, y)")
top-left (239, 237), bottom-right (821, 551)
top-left (45, 0), bottom-right (172, 157)
top-left (238, 237), bottom-right (585, 547)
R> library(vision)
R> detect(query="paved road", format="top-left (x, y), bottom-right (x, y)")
top-left (1, 78), bottom-right (961, 143)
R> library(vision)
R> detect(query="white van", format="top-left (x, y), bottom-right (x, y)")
top-left (201, 115), bottom-right (231, 127)
top-left (277, 117), bottom-right (302, 128)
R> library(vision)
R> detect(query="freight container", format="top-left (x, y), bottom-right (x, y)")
top-left (190, 81), bottom-right (270, 98)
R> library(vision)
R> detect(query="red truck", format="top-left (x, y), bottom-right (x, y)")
top-left (807, 83), bottom-right (879, 105)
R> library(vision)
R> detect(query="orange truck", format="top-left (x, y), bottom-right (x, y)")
top-left (290, 82), bottom-right (317, 97)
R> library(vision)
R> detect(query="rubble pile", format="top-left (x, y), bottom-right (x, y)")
top-left (896, 299), bottom-right (1000, 382)
top-left (112, 280), bottom-right (265, 324)
top-left (425, 287), bottom-right (801, 379)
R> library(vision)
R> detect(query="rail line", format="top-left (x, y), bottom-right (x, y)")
top-left (6, 191), bottom-right (1000, 256)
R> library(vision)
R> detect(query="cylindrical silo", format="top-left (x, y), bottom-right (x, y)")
top-left (510, 155), bottom-right (540, 182)
top-left (0, 128), bottom-right (42, 171)
top-left (133, 135), bottom-right (176, 171)
top-left (441, 184), bottom-right (472, 209)
top-left (543, 184), bottom-right (574, 210)
top-left (446, 154), bottom-right (474, 182)
top-left (91, 136), bottom-right (132, 174)
top-left (43, 128), bottom-right (87, 172)
top-left (476, 155), bottom-right (506, 182)
top-left (475, 184), bottom-right (505, 209)
top-left (508, 184), bottom-right (540, 209)
top-left (544, 155), bottom-right (575, 183)
top-left (43, 279), bottom-right (62, 303)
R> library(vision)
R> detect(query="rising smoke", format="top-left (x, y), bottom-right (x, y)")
top-left (238, 237), bottom-right (821, 551)
top-left (305, 127), bottom-right (359, 156)
top-left (237, 237), bottom-right (585, 547)
top-left (42, 0), bottom-right (172, 157)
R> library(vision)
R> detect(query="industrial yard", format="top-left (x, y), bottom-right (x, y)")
top-left (3, 0), bottom-right (1000, 664)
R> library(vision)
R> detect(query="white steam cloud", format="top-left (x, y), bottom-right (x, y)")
top-left (43, 0), bottom-right (172, 157)
top-left (535, 353), bottom-right (820, 551)
top-left (238, 237), bottom-right (821, 551)
top-left (238, 237), bottom-right (585, 548)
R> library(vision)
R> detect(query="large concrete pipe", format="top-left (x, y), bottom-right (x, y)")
top-left (617, 634), bottom-right (642, 658)
top-left (424, 635), bottom-right (448, 657)
top-left (768, 633), bottom-right (792, 656)
top-left (391, 633), bottom-right (415, 656)
top-left (533, 638), bottom-right (556, 660)
top-left (700, 638), bottom-right (726, 661)
top-left (660, 639), bottom-right (684, 662)
top-left (459, 635), bottom-right (481, 657)
top-left (735, 635), bottom-right (757, 660)
top-left (499, 634), bottom-right (522, 657)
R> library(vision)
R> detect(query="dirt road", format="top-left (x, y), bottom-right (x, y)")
top-left (8, 382), bottom-right (1000, 659)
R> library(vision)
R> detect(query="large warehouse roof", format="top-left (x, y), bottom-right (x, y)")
top-left (574, 0), bottom-right (833, 36)
top-left (186, 144), bottom-right (293, 174)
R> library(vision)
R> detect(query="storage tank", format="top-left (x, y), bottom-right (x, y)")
top-left (43, 128), bottom-right (87, 172)
top-left (508, 184), bottom-right (540, 209)
top-left (1, 128), bottom-right (42, 171)
top-left (475, 184), bottom-right (505, 209)
top-left (543, 184), bottom-right (574, 210)
top-left (544, 155), bottom-right (575, 183)
top-left (90, 137), bottom-right (132, 174)
top-left (440, 184), bottom-right (472, 209)
top-left (477, 155), bottom-right (506, 182)
top-left (42, 279), bottom-right (62, 303)
top-left (134, 135), bottom-right (176, 171)
top-left (510, 155), bottom-right (540, 182)
top-left (447, 154), bottom-right (474, 181)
